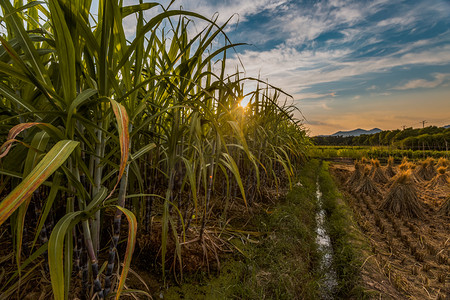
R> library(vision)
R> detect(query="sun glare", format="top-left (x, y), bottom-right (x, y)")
top-left (239, 98), bottom-right (250, 108)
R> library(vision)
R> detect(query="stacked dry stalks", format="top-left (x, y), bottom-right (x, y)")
top-left (415, 158), bottom-right (436, 181)
top-left (347, 161), bottom-right (364, 187)
top-left (379, 170), bottom-right (425, 219)
top-left (357, 167), bottom-right (381, 197)
top-left (385, 156), bottom-right (396, 178)
top-left (370, 159), bottom-right (388, 184)
top-left (427, 167), bottom-right (449, 189)
top-left (436, 157), bottom-right (449, 168)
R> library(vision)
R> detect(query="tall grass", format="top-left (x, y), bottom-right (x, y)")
top-left (0, 1), bottom-right (308, 299)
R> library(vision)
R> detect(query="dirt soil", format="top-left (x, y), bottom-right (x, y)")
top-left (330, 161), bottom-right (449, 300)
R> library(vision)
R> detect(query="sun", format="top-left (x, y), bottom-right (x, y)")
top-left (238, 98), bottom-right (250, 108)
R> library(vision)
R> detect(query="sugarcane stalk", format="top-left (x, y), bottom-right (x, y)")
top-left (199, 140), bottom-right (215, 241)
top-left (92, 108), bottom-right (105, 255)
top-left (102, 125), bottom-right (132, 297)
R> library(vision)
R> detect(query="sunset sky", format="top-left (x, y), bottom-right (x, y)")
top-left (121, 0), bottom-right (450, 136)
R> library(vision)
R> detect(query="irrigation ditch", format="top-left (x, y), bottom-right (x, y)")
top-left (315, 178), bottom-right (338, 299)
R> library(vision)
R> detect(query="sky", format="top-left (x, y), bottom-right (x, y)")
top-left (120, 1), bottom-right (450, 135)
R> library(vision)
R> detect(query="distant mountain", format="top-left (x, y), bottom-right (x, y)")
top-left (443, 125), bottom-right (450, 129)
top-left (330, 128), bottom-right (382, 137)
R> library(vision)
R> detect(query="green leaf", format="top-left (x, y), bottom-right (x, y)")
top-left (31, 171), bottom-right (61, 249)
top-left (0, 63), bottom-right (33, 84)
top-left (85, 186), bottom-right (108, 213)
top-left (16, 131), bottom-right (51, 267)
top-left (220, 153), bottom-right (247, 207)
top-left (130, 143), bottom-right (156, 162)
top-left (0, 140), bottom-right (79, 226)
top-left (0, 1), bottom-right (44, 23)
top-left (66, 88), bottom-right (98, 134)
top-left (120, 2), bottom-right (159, 18)
top-left (0, 0), bottom-right (51, 86)
top-left (48, 0), bottom-right (76, 104)
top-left (48, 211), bottom-right (84, 300)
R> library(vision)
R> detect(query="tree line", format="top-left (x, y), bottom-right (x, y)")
top-left (312, 126), bottom-right (450, 151)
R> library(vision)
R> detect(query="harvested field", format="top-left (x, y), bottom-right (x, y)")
top-left (330, 159), bottom-right (450, 299)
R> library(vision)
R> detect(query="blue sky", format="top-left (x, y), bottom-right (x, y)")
top-left (130, 0), bottom-right (450, 135)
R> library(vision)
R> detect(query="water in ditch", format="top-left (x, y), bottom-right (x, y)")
top-left (315, 179), bottom-right (338, 299)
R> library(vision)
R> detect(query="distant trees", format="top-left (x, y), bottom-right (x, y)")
top-left (312, 126), bottom-right (450, 151)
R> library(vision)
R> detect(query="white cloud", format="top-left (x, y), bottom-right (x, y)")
top-left (166, 0), bottom-right (287, 24)
top-left (392, 73), bottom-right (450, 90)
top-left (296, 92), bottom-right (336, 100)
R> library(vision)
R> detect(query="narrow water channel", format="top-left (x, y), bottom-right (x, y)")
top-left (315, 179), bottom-right (338, 299)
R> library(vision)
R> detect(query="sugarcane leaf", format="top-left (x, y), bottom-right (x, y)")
top-left (48, 211), bottom-right (84, 300)
top-left (31, 171), bottom-right (61, 249)
top-left (129, 143), bottom-right (156, 162)
top-left (0, 1), bottom-right (44, 23)
top-left (16, 131), bottom-right (51, 267)
top-left (0, 64), bottom-right (33, 84)
top-left (0, 122), bottom-right (64, 158)
top-left (181, 157), bottom-right (198, 217)
top-left (114, 206), bottom-right (137, 300)
top-left (60, 165), bottom-right (90, 205)
top-left (85, 186), bottom-right (108, 213)
top-left (120, 2), bottom-right (158, 18)
top-left (0, 140), bottom-right (79, 226)
top-left (48, 0), bottom-right (76, 104)
top-left (220, 153), bottom-right (247, 207)
top-left (0, 0), bottom-right (51, 86)
top-left (108, 99), bottom-right (129, 198)
top-left (66, 88), bottom-right (98, 128)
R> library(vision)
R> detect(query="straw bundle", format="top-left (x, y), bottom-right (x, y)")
top-left (379, 170), bottom-right (425, 219)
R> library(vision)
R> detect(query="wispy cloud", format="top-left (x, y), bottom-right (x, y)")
top-left (167, 0), bottom-right (287, 24)
top-left (307, 120), bottom-right (333, 126)
top-left (393, 73), bottom-right (450, 90)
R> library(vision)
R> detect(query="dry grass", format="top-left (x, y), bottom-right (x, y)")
top-left (370, 159), bottom-right (388, 184)
top-left (357, 167), bottom-right (381, 197)
top-left (398, 161), bottom-right (412, 172)
top-left (379, 170), bottom-right (425, 219)
top-left (347, 161), bottom-right (363, 187)
top-left (415, 158), bottom-right (437, 181)
top-left (427, 167), bottom-right (449, 189)
top-left (385, 157), bottom-right (396, 178)
top-left (436, 157), bottom-right (449, 168)
top-left (439, 197), bottom-right (450, 216)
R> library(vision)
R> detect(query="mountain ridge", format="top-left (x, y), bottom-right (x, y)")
top-left (317, 125), bottom-right (449, 137)
top-left (319, 128), bottom-right (382, 137)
